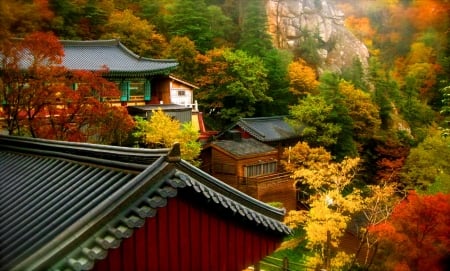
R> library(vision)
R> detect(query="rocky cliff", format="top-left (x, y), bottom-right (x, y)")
top-left (266, 0), bottom-right (369, 74)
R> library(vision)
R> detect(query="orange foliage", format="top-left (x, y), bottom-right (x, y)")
top-left (345, 16), bottom-right (376, 47)
top-left (408, 0), bottom-right (450, 32)
top-left (369, 191), bottom-right (450, 271)
top-left (33, 0), bottom-right (54, 21)
top-left (194, 48), bottom-right (232, 103)
top-left (0, 32), bottom-right (134, 143)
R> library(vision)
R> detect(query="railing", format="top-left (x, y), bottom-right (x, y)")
top-left (101, 96), bottom-right (199, 111)
top-left (239, 171), bottom-right (292, 185)
top-left (254, 256), bottom-right (314, 271)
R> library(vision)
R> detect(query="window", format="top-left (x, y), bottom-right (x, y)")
top-left (177, 90), bottom-right (185, 96)
top-left (129, 81), bottom-right (145, 96)
top-left (244, 161), bottom-right (277, 177)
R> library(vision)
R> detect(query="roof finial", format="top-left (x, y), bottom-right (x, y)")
top-left (167, 142), bottom-right (181, 162)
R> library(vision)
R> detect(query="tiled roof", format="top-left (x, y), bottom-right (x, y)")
top-left (212, 138), bottom-right (277, 157)
top-left (0, 135), bottom-right (290, 271)
top-left (60, 39), bottom-right (178, 76)
top-left (236, 116), bottom-right (299, 142)
top-left (2, 39), bottom-right (178, 77)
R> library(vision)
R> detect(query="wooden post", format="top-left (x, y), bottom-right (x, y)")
top-left (282, 256), bottom-right (289, 271)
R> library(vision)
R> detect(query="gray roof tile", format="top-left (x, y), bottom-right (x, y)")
top-left (2, 39), bottom-right (178, 77)
top-left (60, 40), bottom-right (178, 76)
top-left (212, 138), bottom-right (277, 157)
top-left (236, 116), bottom-right (299, 142)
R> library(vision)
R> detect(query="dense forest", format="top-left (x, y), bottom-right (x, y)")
top-left (1, 0), bottom-right (450, 270)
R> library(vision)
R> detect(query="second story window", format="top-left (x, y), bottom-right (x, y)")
top-left (244, 161), bottom-right (277, 177)
top-left (177, 90), bottom-right (185, 96)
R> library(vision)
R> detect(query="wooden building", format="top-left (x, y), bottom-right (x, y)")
top-left (0, 39), bottom-right (201, 133)
top-left (200, 116), bottom-right (302, 211)
top-left (201, 136), bottom-right (297, 211)
top-left (0, 135), bottom-right (290, 271)
top-left (228, 116), bottom-right (301, 159)
top-left (59, 39), bottom-right (178, 106)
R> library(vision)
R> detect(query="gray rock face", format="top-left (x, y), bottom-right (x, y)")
top-left (266, 0), bottom-right (369, 73)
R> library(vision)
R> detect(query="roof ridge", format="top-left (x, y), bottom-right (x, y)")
top-left (0, 136), bottom-right (169, 170)
top-left (60, 39), bottom-right (120, 46)
top-left (240, 116), bottom-right (287, 121)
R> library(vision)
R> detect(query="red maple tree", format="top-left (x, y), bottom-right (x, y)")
top-left (369, 191), bottom-right (450, 271)
top-left (0, 32), bottom-right (134, 144)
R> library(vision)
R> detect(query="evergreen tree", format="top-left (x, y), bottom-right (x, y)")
top-left (166, 0), bottom-right (213, 52)
top-left (237, 0), bottom-right (273, 57)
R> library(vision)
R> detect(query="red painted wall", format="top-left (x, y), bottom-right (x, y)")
top-left (93, 191), bottom-right (283, 271)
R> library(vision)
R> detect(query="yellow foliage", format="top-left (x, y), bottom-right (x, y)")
top-left (288, 59), bottom-right (319, 96)
top-left (135, 109), bottom-right (201, 164)
top-left (144, 109), bottom-right (180, 147)
top-left (284, 209), bottom-right (308, 230)
top-left (338, 80), bottom-right (381, 139)
top-left (281, 141), bottom-right (331, 173)
top-left (284, 141), bottom-right (363, 269)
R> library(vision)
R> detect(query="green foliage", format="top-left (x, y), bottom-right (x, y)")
top-left (440, 85), bottom-right (450, 138)
top-left (237, 0), bottom-right (273, 57)
top-left (256, 49), bottom-right (294, 116)
top-left (165, 0), bottom-right (213, 52)
top-left (287, 95), bottom-right (341, 148)
top-left (401, 128), bottom-right (450, 191)
top-left (197, 48), bottom-right (271, 129)
top-left (318, 72), bottom-right (358, 159)
top-left (341, 58), bottom-right (368, 91)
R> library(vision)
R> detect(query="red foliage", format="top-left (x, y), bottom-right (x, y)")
top-left (1, 31), bottom-right (134, 144)
top-left (369, 191), bottom-right (450, 271)
top-left (375, 140), bottom-right (409, 184)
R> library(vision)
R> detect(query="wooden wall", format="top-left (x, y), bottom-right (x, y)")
top-left (92, 189), bottom-right (282, 271)
top-left (210, 148), bottom-right (278, 186)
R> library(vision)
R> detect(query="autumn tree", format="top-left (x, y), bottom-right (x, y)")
top-left (345, 15), bottom-right (376, 49)
top-left (101, 9), bottom-right (168, 58)
top-left (288, 59), bottom-right (319, 97)
top-left (0, 32), bottom-right (135, 144)
top-left (0, 0), bottom-right (54, 38)
top-left (163, 36), bottom-right (201, 83)
top-left (338, 80), bottom-right (381, 140)
top-left (373, 139), bottom-right (410, 185)
top-left (281, 141), bottom-right (363, 270)
top-left (0, 32), bottom-right (66, 137)
top-left (352, 182), bottom-right (400, 268)
top-left (369, 191), bottom-right (450, 271)
top-left (133, 109), bottom-right (201, 165)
